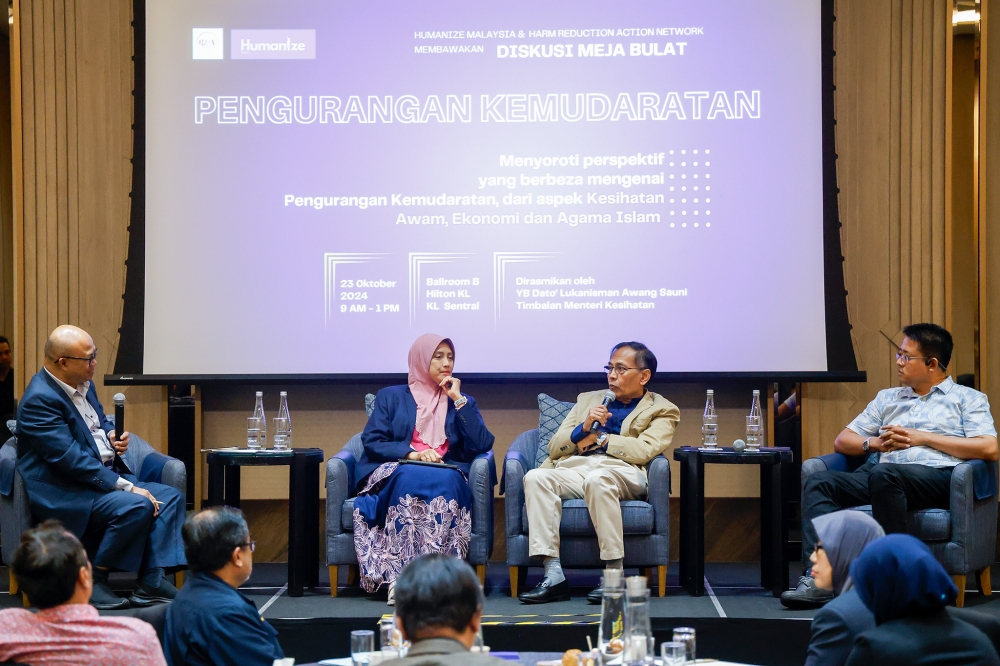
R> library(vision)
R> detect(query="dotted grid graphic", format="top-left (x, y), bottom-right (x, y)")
top-left (666, 148), bottom-right (711, 229)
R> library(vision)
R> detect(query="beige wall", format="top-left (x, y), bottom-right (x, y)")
top-left (11, 0), bottom-right (166, 449)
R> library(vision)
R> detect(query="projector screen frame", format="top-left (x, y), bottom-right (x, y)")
top-left (110, 0), bottom-right (864, 386)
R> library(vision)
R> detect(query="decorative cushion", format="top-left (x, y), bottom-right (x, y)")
top-left (365, 393), bottom-right (376, 417)
top-left (848, 505), bottom-right (952, 542)
top-left (522, 499), bottom-right (654, 536)
top-left (537, 393), bottom-right (574, 468)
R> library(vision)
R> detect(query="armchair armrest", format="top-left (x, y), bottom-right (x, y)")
top-left (948, 462), bottom-right (999, 572)
top-left (326, 450), bottom-right (356, 538)
top-left (503, 430), bottom-right (539, 538)
top-left (469, 450), bottom-right (496, 558)
top-left (646, 454), bottom-right (670, 535)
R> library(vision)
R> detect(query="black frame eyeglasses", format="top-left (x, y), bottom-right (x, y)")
top-left (603, 364), bottom-right (638, 375)
top-left (61, 349), bottom-right (99, 366)
top-left (239, 540), bottom-right (256, 553)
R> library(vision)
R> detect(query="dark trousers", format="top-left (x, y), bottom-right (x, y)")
top-left (801, 461), bottom-right (953, 567)
top-left (83, 478), bottom-right (186, 572)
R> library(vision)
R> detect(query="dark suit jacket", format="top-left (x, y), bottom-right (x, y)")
top-left (163, 571), bottom-right (283, 666)
top-left (807, 588), bottom-right (1000, 666)
top-left (356, 385), bottom-right (494, 490)
top-left (15, 369), bottom-right (132, 535)
top-left (845, 609), bottom-right (1000, 666)
top-left (806, 588), bottom-right (875, 666)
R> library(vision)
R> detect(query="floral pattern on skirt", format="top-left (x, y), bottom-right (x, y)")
top-left (352, 462), bottom-right (472, 593)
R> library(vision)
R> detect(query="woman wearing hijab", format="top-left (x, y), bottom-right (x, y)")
top-left (352, 334), bottom-right (495, 604)
top-left (845, 534), bottom-right (999, 666)
top-left (804, 510), bottom-right (884, 666)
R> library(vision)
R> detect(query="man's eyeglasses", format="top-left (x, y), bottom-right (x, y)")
top-left (604, 364), bottom-right (639, 376)
top-left (240, 540), bottom-right (256, 552)
top-left (895, 352), bottom-right (931, 365)
top-left (61, 349), bottom-right (98, 366)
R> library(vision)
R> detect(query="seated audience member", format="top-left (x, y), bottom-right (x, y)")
top-left (784, 323), bottom-right (998, 609)
top-left (163, 507), bottom-right (283, 666)
top-left (846, 534), bottom-right (1000, 666)
top-left (519, 342), bottom-right (679, 604)
top-left (354, 333), bottom-right (495, 604)
top-left (0, 520), bottom-right (166, 665)
top-left (382, 554), bottom-right (509, 666)
top-left (804, 511), bottom-right (885, 666)
top-left (16, 325), bottom-right (185, 609)
top-left (0, 335), bottom-right (14, 441)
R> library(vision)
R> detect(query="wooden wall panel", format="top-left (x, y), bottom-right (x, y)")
top-left (803, 0), bottom-right (950, 457)
top-left (0, 33), bottom-right (13, 345)
top-left (11, 0), bottom-right (166, 450)
top-left (982, 1), bottom-right (1000, 406)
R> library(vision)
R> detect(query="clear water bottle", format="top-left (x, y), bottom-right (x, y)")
top-left (273, 391), bottom-right (292, 450)
top-left (746, 389), bottom-right (763, 451)
top-left (701, 389), bottom-right (718, 450)
top-left (249, 391), bottom-right (266, 450)
top-left (598, 569), bottom-right (626, 662)
top-left (624, 576), bottom-right (652, 664)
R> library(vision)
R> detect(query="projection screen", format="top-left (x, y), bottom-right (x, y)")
top-left (133, 0), bottom-right (849, 378)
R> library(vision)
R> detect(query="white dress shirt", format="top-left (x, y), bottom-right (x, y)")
top-left (44, 368), bottom-right (132, 491)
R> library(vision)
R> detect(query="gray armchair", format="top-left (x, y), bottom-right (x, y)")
top-left (503, 428), bottom-right (671, 597)
top-left (802, 452), bottom-right (997, 607)
top-left (0, 419), bottom-right (187, 596)
top-left (325, 396), bottom-right (496, 596)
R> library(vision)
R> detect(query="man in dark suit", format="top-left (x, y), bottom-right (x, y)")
top-left (16, 325), bottom-right (185, 610)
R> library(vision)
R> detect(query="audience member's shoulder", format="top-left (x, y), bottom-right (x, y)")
top-left (100, 614), bottom-right (160, 639)
top-left (0, 607), bottom-right (35, 629)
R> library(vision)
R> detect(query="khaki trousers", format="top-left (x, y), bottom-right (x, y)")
top-left (524, 454), bottom-right (648, 561)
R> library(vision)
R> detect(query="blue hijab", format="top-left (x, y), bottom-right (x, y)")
top-left (850, 534), bottom-right (957, 625)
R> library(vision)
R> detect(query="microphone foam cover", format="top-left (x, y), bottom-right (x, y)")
top-left (733, 438), bottom-right (746, 452)
top-left (603, 389), bottom-right (617, 402)
top-left (113, 393), bottom-right (126, 405)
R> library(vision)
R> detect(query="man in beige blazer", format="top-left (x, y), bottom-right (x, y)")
top-left (518, 342), bottom-right (680, 604)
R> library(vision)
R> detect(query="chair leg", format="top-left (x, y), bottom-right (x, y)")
top-left (347, 564), bottom-right (359, 586)
top-left (330, 566), bottom-right (339, 598)
top-left (9, 571), bottom-right (17, 595)
top-left (644, 567), bottom-right (654, 585)
top-left (476, 564), bottom-right (487, 586)
top-left (174, 571), bottom-right (184, 588)
top-left (978, 567), bottom-right (992, 596)
top-left (658, 565), bottom-right (667, 598)
top-left (954, 575), bottom-right (967, 608)
top-left (509, 566), bottom-right (520, 598)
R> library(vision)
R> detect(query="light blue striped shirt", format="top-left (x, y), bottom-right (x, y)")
top-left (846, 377), bottom-right (997, 468)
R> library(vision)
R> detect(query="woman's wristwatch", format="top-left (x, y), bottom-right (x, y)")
top-left (453, 396), bottom-right (468, 409)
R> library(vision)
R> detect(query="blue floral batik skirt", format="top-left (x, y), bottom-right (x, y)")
top-left (352, 462), bottom-right (472, 592)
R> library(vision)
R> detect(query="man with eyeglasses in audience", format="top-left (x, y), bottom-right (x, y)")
top-left (518, 341), bottom-right (680, 604)
top-left (15, 325), bottom-right (185, 610)
top-left (782, 323), bottom-right (999, 610)
top-left (164, 507), bottom-right (284, 666)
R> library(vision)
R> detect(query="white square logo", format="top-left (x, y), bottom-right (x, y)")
top-left (192, 28), bottom-right (224, 60)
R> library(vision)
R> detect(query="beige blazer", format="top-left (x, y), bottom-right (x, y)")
top-left (544, 389), bottom-right (680, 472)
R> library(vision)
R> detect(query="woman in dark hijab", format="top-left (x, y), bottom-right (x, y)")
top-left (804, 510), bottom-right (884, 666)
top-left (845, 534), bottom-right (999, 666)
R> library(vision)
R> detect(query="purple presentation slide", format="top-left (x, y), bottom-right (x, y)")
top-left (143, 0), bottom-right (826, 375)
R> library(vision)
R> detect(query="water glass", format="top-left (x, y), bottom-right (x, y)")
top-left (351, 629), bottom-right (374, 666)
top-left (672, 627), bottom-right (696, 662)
top-left (661, 641), bottom-right (687, 665)
top-left (745, 415), bottom-right (762, 451)
top-left (246, 417), bottom-right (263, 450)
top-left (273, 417), bottom-right (290, 451)
top-left (701, 415), bottom-right (718, 449)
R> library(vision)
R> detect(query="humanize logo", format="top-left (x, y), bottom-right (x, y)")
top-left (192, 28), bottom-right (224, 60)
top-left (231, 30), bottom-right (316, 59)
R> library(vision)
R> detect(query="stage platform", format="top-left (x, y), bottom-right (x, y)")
top-left (4, 562), bottom-right (1000, 665)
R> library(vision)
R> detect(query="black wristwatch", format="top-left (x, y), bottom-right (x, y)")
top-left (862, 437), bottom-right (871, 453)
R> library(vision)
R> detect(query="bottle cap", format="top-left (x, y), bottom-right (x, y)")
top-left (707, 389), bottom-right (714, 395)
top-left (256, 391), bottom-right (263, 396)
top-left (602, 569), bottom-right (623, 588)
top-left (753, 389), bottom-right (760, 395)
top-left (280, 391), bottom-right (287, 396)
top-left (626, 575), bottom-right (647, 595)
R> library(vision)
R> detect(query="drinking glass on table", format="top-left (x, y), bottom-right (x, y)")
top-left (272, 417), bottom-right (290, 451)
top-left (661, 641), bottom-right (687, 665)
top-left (672, 627), bottom-right (696, 662)
top-left (246, 417), bottom-right (263, 450)
top-left (351, 629), bottom-right (374, 666)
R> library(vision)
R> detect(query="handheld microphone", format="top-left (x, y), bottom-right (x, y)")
top-left (113, 393), bottom-right (126, 442)
top-left (590, 390), bottom-right (617, 433)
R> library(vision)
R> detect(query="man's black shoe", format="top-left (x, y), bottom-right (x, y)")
top-left (779, 575), bottom-right (833, 610)
top-left (90, 581), bottom-right (129, 611)
top-left (518, 579), bottom-right (570, 604)
top-left (128, 578), bottom-right (179, 607)
top-left (587, 585), bottom-right (604, 605)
